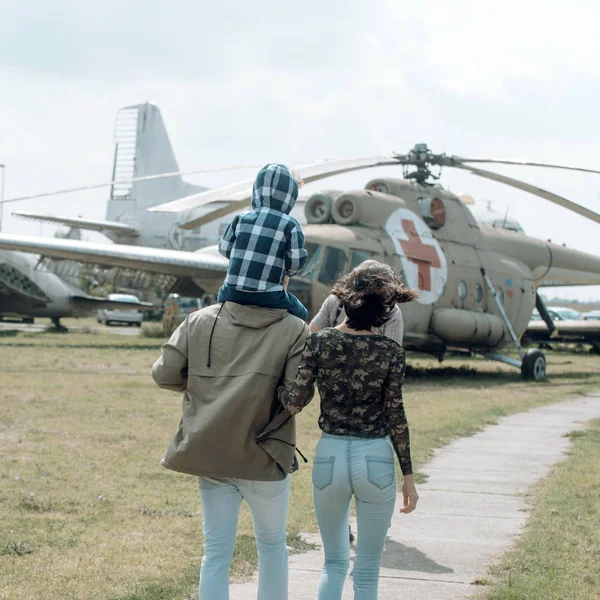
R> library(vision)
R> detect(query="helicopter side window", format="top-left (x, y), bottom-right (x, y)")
top-left (474, 283), bottom-right (483, 303)
top-left (349, 250), bottom-right (373, 271)
top-left (318, 247), bottom-right (347, 286)
top-left (297, 243), bottom-right (321, 280)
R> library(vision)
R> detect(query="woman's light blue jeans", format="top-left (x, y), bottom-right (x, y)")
top-left (313, 433), bottom-right (397, 600)
top-left (198, 476), bottom-right (290, 600)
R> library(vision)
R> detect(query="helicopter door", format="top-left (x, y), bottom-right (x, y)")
top-left (478, 253), bottom-right (533, 337)
top-left (442, 242), bottom-right (484, 311)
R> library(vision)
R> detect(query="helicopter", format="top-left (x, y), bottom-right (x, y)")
top-left (2, 144), bottom-right (600, 380)
top-left (10, 102), bottom-right (306, 253)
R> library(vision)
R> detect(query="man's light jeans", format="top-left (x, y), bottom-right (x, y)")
top-left (198, 476), bottom-right (290, 600)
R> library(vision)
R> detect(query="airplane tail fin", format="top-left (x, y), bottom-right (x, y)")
top-left (108, 103), bottom-right (205, 213)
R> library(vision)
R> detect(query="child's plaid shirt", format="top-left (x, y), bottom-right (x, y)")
top-left (219, 164), bottom-right (308, 292)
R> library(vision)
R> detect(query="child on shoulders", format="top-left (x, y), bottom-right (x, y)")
top-left (217, 163), bottom-right (308, 320)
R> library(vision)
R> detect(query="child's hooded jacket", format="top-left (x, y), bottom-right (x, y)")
top-left (218, 164), bottom-right (308, 292)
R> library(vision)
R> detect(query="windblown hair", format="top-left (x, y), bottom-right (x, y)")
top-left (331, 261), bottom-right (419, 331)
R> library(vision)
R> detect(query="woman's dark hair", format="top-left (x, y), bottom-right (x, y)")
top-left (331, 261), bottom-right (419, 331)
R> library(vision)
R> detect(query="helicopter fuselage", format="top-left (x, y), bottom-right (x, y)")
top-left (286, 177), bottom-right (600, 357)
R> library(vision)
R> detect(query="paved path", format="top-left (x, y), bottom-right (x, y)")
top-left (230, 394), bottom-right (600, 599)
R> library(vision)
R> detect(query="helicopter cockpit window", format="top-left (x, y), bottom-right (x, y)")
top-left (297, 243), bottom-right (321, 280)
top-left (492, 218), bottom-right (525, 235)
top-left (349, 250), bottom-right (373, 271)
top-left (467, 206), bottom-right (526, 235)
top-left (318, 247), bottom-right (347, 286)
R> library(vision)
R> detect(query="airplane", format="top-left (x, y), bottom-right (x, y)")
top-left (8, 102), bottom-right (306, 307)
top-left (0, 249), bottom-right (151, 329)
top-left (2, 145), bottom-right (600, 380)
top-left (12, 102), bottom-right (307, 252)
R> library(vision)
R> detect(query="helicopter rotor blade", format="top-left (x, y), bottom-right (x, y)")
top-left (178, 201), bottom-right (250, 230)
top-left (452, 157), bottom-right (600, 176)
top-left (151, 156), bottom-right (402, 217)
top-left (0, 164), bottom-right (264, 205)
top-left (455, 164), bottom-right (600, 225)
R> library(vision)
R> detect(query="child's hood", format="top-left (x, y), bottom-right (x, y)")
top-left (251, 164), bottom-right (298, 214)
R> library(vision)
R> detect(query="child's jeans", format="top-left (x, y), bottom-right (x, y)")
top-left (217, 284), bottom-right (308, 321)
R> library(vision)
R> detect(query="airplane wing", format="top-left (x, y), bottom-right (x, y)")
top-left (13, 212), bottom-right (140, 236)
top-left (0, 235), bottom-right (228, 280)
top-left (149, 156), bottom-right (402, 230)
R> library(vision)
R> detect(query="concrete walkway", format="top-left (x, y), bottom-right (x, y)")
top-left (230, 394), bottom-right (600, 599)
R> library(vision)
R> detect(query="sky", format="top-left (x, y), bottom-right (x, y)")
top-left (1, 0), bottom-right (600, 299)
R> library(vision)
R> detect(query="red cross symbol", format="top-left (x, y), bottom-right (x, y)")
top-left (398, 219), bottom-right (441, 291)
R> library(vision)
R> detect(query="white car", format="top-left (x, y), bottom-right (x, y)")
top-left (97, 294), bottom-right (143, 327)
top-left (547, 306), bottom-right (582, 321)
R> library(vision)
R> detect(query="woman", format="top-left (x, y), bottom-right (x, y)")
top-left (279, 261), bottom-right (419, 599)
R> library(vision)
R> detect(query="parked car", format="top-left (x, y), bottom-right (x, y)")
top-left (530, 307), bottom-right (582, 321)
top-left (583, 310), bottom-right (600, 321)
top-left (97, 294), bottom-right (143, 327)
top-left (162, 294), bottom-right (202, 321)
top-left (547, 306), bottom-right (582, 320)
top-left (162, 294), bottom-right (202, 332)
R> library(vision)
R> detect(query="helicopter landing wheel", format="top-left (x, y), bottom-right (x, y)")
top-left (521, 349), bottom-right (547, 381)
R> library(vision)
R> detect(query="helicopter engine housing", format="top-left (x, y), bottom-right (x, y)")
top-left (304, 190), bottom-right (343, 224)
top-left (331, 190), bottom-right (406, 227)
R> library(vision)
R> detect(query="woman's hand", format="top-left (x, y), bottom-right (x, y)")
top-left (400, 474), bottom-right (419, 514)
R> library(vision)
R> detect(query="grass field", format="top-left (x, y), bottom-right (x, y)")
top-left (485, 419), bottom-right (600, 600)
top-left (1, 324), bottom-right (600, 599)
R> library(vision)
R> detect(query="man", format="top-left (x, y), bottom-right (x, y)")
top-left (152, 296), bottom-right (308, 600)
top-left (310, 261), bottom-right (405, 346)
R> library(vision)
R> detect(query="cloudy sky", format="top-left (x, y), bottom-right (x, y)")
top-left (1, 0), bottom-right (599, 299)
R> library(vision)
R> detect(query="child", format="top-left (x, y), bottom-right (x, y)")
top-left (217, 163), bottom-right (309, 320)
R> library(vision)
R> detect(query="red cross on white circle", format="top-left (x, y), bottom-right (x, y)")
top-left (385, 209), bottom-right (448, 305)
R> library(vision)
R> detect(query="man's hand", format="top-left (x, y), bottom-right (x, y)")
top-left (400, 475), bottom-right (419, 514)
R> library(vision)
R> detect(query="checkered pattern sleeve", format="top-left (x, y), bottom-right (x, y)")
top-left (218, 216), bottom-right (239, 259)
top-left (382, 306), bottom-right (404, 345)
top-left (285, 222), bottom-right (308, 277)
top-left (310, 294), bottom-right (340, 330)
